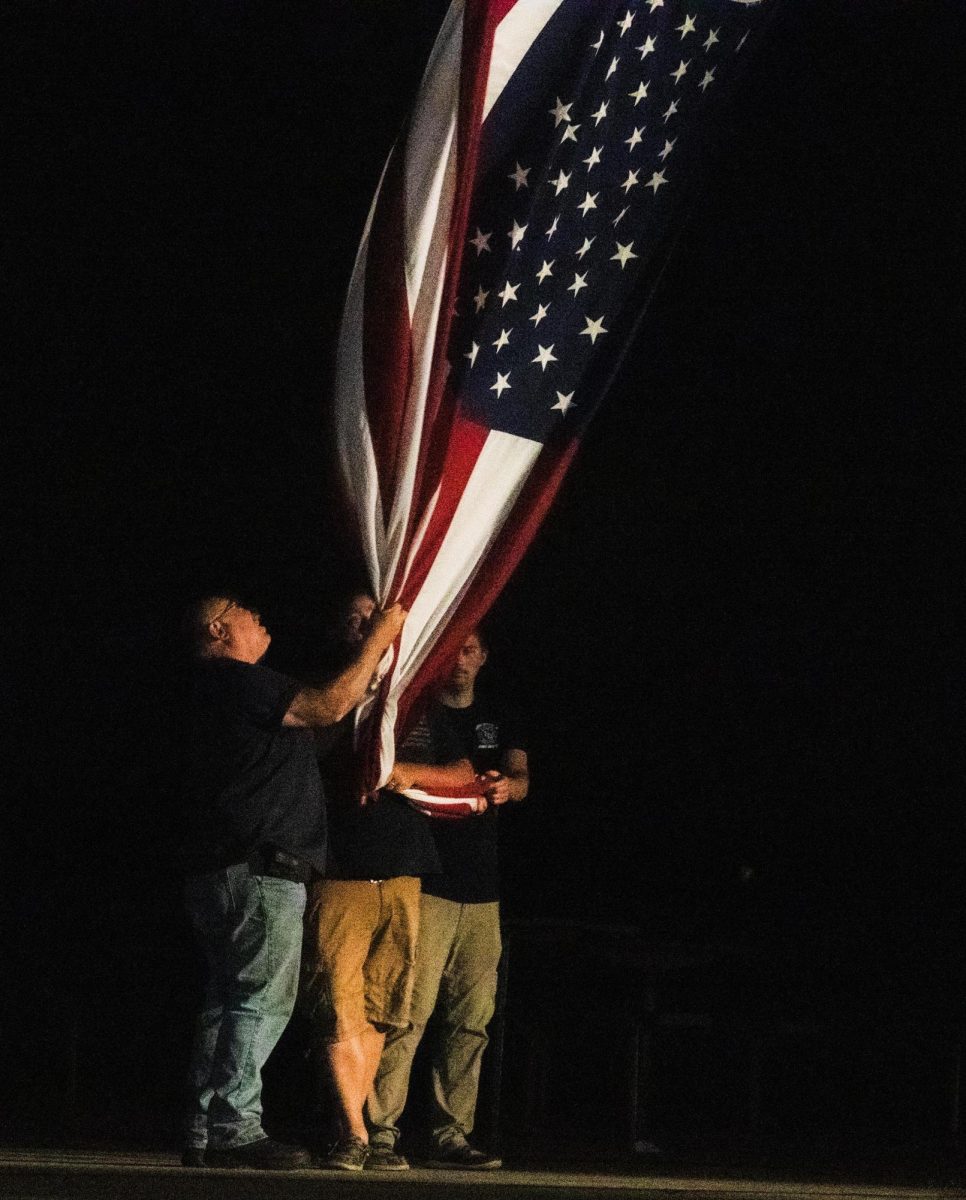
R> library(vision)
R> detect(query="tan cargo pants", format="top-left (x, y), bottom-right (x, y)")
top-left (366, 892), bottom-right (501, 1152)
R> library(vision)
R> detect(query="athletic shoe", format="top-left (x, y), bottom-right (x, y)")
top-left (426, 1143), bottom-right (502, 1170)
top-left (206, 1137), bottom-right (311, 1169)
top-left (365, 1145), bottom-right (410, 1171)
top-left (325, 1135), bottom-right (370, 1171)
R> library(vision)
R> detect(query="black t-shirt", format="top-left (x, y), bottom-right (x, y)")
top-left (322, 713), bottom-right (447, 881)
top-left (420, 699), bottom-right (525, 904)
top-left (180, 658), bottom-right (327, 874)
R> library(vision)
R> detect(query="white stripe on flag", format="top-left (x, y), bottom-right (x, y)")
top-left (398, 431), bottom-right (541, 685)
top-left (483, 0), bottom-right (564, 123)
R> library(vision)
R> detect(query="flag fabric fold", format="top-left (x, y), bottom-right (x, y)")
top-left (334, 0), bottom-right (777, 790)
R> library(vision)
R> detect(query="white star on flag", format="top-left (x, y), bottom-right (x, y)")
top-left (493, 327), bottom-right (512, 351)
top-left (611, 241), bottom-right (639, 269)
top-left (498, 280), bottom-right (520, 306)
top-left (490, 371), bottom-right (511, 397)
top-left (469, 228), bottom-right (491, 255)
top-left (629, 81), bottom-right (649, 105)
top-left (671, 60), bottom-right (690, 84)
top-left (568, 272), bottom-right (589, 296)
top-left (621, 168), bottom-right (641, 193)
top-left (536, 259), bottom-right (555, 283)
top-left (583, 146), bottom-right (603, 170)
top-left (532, 344), bottom-right (558, 371)
top-left (625, 126), bottom-right (645, 150)
top-left (637, 35), bottom-right (657, 59)
top-left (549, 97), bottom-right (572, 126)
top-left (473, 285), bottom-right (489, 312)
top-left (508, 220), bottom-right (528, 250)
top-left (552, 390), bottom-right (576, 414)
top-left (508, 162), bottom-right (531, 190)
top-left (529, 303), bottom-right (550, 326)
top-left (552, 169), bottom-right (571, 195)
top-left (677, 15), bottom-right (697, 38)
top-left (465, 342), bottom-right (480, 366)
top-left (576, 236), bottom-right (596, 260)
top-left (577, 191), bottom-right (599, 216)
top-left (646, 169), bottom-right (669, 193)
top-left (580, 315), bottom-right (608, 343)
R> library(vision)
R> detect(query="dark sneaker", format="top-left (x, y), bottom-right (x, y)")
top-left (426, 1143), bottom-right (502, 1170)
top-left (365, 1145), bottom-right (410, 1172)
top-left (325, 1135), bottom-right (370, 1172)
top-left (180, 1148), bottom-right (207, 1168)
top-left (206, 1137), bottom-right (311, 1170)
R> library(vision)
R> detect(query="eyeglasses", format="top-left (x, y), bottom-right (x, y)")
top-left (208, 599), bottom-right (238, 626)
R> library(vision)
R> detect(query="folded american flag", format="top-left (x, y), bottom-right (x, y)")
top-left (334, 0), bottom-right (777, 790)
top-left (401, 783), bottom-right (488, 820)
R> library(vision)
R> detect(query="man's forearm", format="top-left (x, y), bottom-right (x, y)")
top-left (388, 758), bottom-right (477, 792)
top-left (284, 605), bottom-right (406, 728)
top-left (505, 770), bottom-right (529, 802)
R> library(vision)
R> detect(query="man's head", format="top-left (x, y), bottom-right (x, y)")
top-left (190, 595), bottom-right (271, 664)
top-left (445, 628), bottom-right (488, 698)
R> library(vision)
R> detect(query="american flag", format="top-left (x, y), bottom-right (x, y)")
top-left (334, 0), bottom-right (776, 790)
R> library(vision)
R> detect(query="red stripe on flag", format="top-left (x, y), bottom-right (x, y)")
top-left (363, 137), bottom-right (414, 528)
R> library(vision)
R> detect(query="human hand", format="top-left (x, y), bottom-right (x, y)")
top-left (479, 770), bottom-right (510, 806)
top-left (385, 762), bottom-right (416, 792)
top-left (369, 603), bottom-right (407, 648)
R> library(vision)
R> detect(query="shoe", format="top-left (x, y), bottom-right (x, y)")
top-left (325, 1135), bottom-right (370, 1171)
top-left (180, 1147), bottom-right (206, 1168)
top-left (426, 1143), bottom-right (502, 1170)
top-left (365, 1145), bottom-right (410, 1171)
top-left (206, 1137), bottom-right (311, 1170)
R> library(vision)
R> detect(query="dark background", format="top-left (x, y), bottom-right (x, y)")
top-left (5, 0), bottom-right (965, 1168)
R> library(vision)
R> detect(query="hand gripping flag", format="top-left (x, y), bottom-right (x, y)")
top-left (334, 0), bottom-right (777, 793)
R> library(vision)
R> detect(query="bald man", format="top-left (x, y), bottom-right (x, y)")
top-left (179, 593), bottom-right (405, 1169)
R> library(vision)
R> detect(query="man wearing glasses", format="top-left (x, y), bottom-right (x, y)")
top-left (179, 594), bottom-right (405, 1169)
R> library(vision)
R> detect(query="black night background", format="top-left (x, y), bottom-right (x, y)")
top-left (5, 0), bottom-right (966, 1175)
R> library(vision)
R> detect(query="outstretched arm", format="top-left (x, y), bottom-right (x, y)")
top-left (282, 604), bottom-right (407, 728)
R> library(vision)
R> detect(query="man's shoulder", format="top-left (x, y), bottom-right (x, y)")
top-left (193, 657), bottom-right (300, 725)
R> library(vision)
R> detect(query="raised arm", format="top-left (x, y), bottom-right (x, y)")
top-left (282, 603), bottom-right (407, 728)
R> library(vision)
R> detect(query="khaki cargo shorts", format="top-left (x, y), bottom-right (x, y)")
top-left (301, 875), bottom-right (421, 1044)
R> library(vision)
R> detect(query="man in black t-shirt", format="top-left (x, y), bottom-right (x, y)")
top-left (367, 629), bottom-right (528, 1170)
top-left (301, 594), bottom-right (480, 1173)
top-left (180, 593), bottom-right (405, 1170)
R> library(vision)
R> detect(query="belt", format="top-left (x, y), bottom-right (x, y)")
top-left (247, 846), bottom-right (312, 883)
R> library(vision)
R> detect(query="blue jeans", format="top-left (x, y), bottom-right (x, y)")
top-left (183, 864), bottom-right (306, 1149)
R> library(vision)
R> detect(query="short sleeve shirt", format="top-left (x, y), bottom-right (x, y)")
top-left (180, 658), bottom-right (327, 874)
top-left (420, 699), bottom-right (526, 904)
